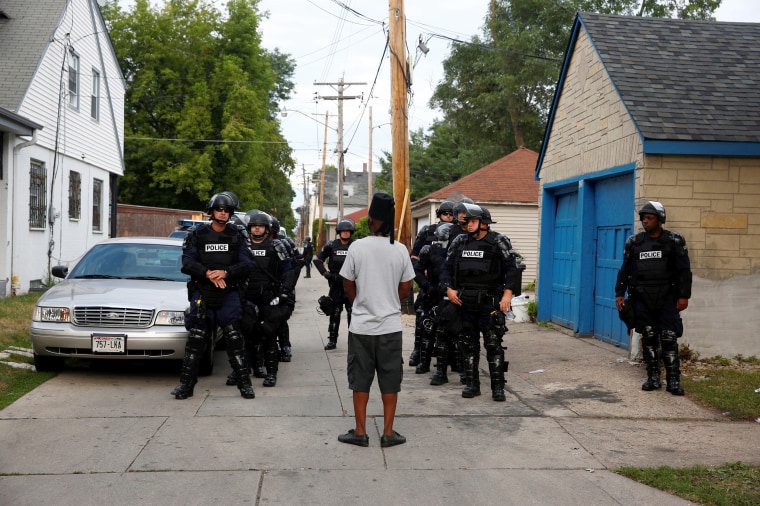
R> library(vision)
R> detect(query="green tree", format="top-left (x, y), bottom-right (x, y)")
top-left (101, 0), bottom-right (297, 230)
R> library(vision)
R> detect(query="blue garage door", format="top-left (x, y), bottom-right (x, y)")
top-left (551, 191), bottom-right (578, 328)
top-left (593, 174), bottom-right (633, 346)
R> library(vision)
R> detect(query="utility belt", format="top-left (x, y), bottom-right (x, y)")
top-left (458, 287), bottom-right (496, 306)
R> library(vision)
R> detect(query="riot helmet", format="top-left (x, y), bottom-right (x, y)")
top-left (638, 201), bottom-right (666, 224)
top-left (246, 209), bottom-right (272, 240)
top-left (270, 217), bottom-right (281, 236)
top-left (207, 192), bottom-right (238, 224)
top-left (453, 202), bottom-right (467, 226)
top-left (435, 200), bottom-right (456, 218)
top-left (336, 218), bottom-right (356, 233)
top-left (479, 206), bottom-right (496, 225)
top-left (462, 203), bottom-right (484, 221)
top-left (304, 236), bottom-right (311, 242)
top-left (219, 191), bottom-right (240, 210)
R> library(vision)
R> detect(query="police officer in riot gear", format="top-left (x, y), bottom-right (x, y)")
top-left (440, 203), bottom-right (520, 401)
top-left (172, 192), bottom-right (255, 400)
top-left (302, 237), bottom-right (314, 277)
top-left (269, 216), bottom-right (299, 362)
top-left (616, 201), bottom-right (692, 395)
top-left (233, 210), bottom-right (296, 388)
top-left (412, 222), bottom-right (456, 377)
top-left (408, 200), bottom-right (456, 367)
top-left (313, 218), bottom-right (355, 350)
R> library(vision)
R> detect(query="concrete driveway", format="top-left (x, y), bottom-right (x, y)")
top-left (2, 275), bottom-right (758, 505)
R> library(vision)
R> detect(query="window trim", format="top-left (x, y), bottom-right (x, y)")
top-left (92, 178), bottom-right (103, 232)
top-left (90, 68), bottom-right (100, 121)
top-left (68, 49), bottom-right (80, 110)
top-left (29, 160), bottom-right (47, 230)
top-left (69, 170), bottom-right (81, 220)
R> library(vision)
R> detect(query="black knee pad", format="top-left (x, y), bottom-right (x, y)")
top-left (186, 328), bottom-right (207, 354)
top-left (661, 330), bottom-right (678, 353)
top-left (459, 334), bottom-right (479, 354)
top-left (483, 331), bottom-right (502, 352)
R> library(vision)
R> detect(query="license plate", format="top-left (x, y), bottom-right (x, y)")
top-left (92, 334), bottom-right (126, 353)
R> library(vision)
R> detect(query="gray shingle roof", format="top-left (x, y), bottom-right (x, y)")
top-left (579, 13), bottom-right (760, 142)
top-left (0, 0), bottom-right (64, 111)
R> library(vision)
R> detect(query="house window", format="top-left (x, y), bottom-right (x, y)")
top-left (92, 178), bottom-right (103, 232)
top-left (69, 171), bottom-right (81, 220)
top-left (91, 69), bottom-right (100, 120)
top-left (68, 50), bottom-right (79, 109)
top-left (29, 160), bottom-right (47, 229)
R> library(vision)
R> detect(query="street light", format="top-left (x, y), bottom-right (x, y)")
top-left (280, 107), bottom-right (337, 132)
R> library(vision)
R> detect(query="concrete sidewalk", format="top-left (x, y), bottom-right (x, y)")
top-left (1, 274), bottom-right (758, 505)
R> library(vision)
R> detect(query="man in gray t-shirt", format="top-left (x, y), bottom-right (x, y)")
top-left (337, 192), bottom-right (415, 448)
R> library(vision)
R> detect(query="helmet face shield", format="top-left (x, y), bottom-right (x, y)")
top-left (207, 192), bottom-right (237, 214)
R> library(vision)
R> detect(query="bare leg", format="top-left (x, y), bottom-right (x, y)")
top-left (352, 391), bottom-right (370, 435)
top-left (381, 392), bottom-right (398, 436)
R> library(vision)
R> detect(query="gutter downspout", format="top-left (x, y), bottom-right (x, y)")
top-left (11, 131), bottom-right (38, 295)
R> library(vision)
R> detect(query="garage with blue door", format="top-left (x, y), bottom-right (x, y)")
top-left (538, 166), bottom-right (634, 347)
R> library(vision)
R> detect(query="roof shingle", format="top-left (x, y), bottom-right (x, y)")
top-left (579, 13), bottom-right (760, 142)
top-left (419, 147), bottom-right (539, 205)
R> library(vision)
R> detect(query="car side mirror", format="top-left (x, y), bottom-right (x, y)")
top-left (52, 265), bottom-right (69, 279)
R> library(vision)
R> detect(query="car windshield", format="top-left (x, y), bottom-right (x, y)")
top-left (68, 243), bottom-right (188, 282)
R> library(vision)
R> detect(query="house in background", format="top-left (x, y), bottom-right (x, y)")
top-left (0, 0), bottom-right (125, 296)
top-left (536, 13), bottom-right (760, 357)
top-left (410, 148), bottom-right (540, 287)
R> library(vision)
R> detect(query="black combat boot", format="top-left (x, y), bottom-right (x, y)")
top-left (325, 309), bottom-right (340, 350)
top-left (252, 343), bottom-right (267, 377)
top-left (661, 331), bottom-right (684, 395)
top-left (415, 335), bottom-right (434, 374)
top-left (663, 351), bottom-right (684, 395)
top-left (461, 353), bottom-right (481, 398)
top-left (488, 352), bottom-right (507, 402)
top-left (263, 345), bottom-right (279, 387)
top-left (229, 354), bottom-right (255, 399)
top-left (280, 345), bottom-right (292, 362)
top-left (172, 351), bottom-right (198, 399)
top-left (429, 336), bottom-right (448, 385)
top-left (641, 344), bottom-right (662, 391)
top-left (409, 316), bottom-right (423, 366)
top-left (173, 329), bottom-right (205, 399)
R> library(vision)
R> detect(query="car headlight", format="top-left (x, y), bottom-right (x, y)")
top-left (155, 310), bottom-right (185, 326)
top-left (33, 306), bottom-right (71, 322)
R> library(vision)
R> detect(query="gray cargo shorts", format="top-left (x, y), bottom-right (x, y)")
top-left (346, 331), bottom-right (403, 393)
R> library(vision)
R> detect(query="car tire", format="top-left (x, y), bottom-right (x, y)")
top-left (34, 354), bottom-right (65, 372)
top-left (198, 334), bottom-right (216, 376)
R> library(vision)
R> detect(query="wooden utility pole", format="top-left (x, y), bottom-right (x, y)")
top-left (389, 0), bottom-right (410, 248)
top-left (317, 112), bottom-right (329, 249)
top-left (301, 164), bottom-right (308, 242)
top-left (368, 106), bottom-right (373, 209)
top-left (315, 78), bottom-right (365, 219)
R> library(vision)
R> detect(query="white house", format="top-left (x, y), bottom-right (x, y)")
top-left (0, 0), bottom-right (125, 296)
